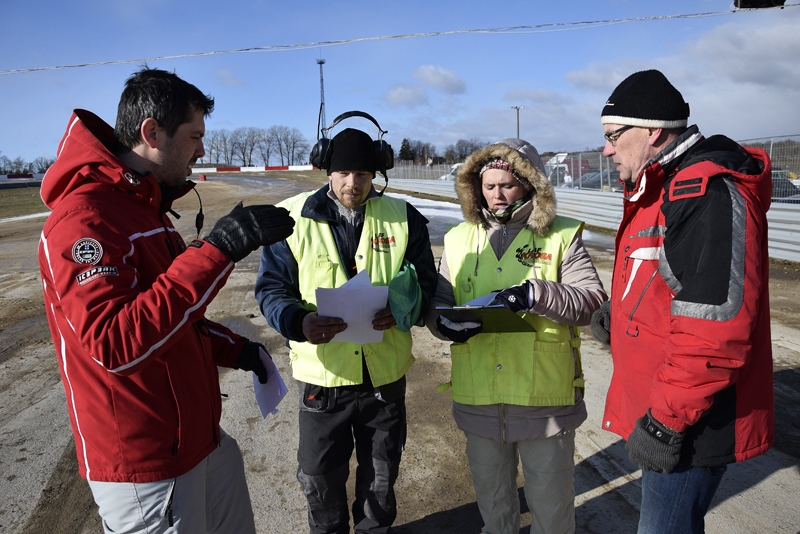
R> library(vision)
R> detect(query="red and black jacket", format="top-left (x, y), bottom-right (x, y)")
top-left (602, 126), bottom-right (774, 466)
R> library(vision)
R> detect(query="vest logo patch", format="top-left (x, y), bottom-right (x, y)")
top-left (75, 266), bottom-right (118, 286)
top-left (370, 232), bottom-right (396, 253)
top-left (72, 238), bottom-right (103, 264)
top-left (515, 244), bottom-right (552, 267)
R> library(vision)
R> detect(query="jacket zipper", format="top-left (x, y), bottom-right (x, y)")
top-left (501, 404), bottom-right (508, 444)
top-left (625, 269), bottom-right (659, 337)
top-left (164, 478), bottom-right (177, 526)
top-left (194, 319), bottom-right (220, 446)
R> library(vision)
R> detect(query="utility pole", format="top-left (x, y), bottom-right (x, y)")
top-left (511, 106), bottom-right (523, 138)
top-left (317, 58), bottom-right (327, 130)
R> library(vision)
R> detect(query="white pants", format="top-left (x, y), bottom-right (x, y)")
top-left (465, 430), bottom-right (576, 534)
top-left (88, 430), bottom-right (255, 534)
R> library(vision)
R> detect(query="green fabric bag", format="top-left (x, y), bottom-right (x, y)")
top-left (388, 260), bottom-right (422, 332)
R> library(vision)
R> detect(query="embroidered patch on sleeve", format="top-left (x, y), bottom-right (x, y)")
top-left (188, 239), bottom-right (205, 249)
top-left (72, 238), bottom-right (103, 264)
top-left (668, 176), bottom-right (708, 201)
top-left (76, 266), bottom-right (119, 286)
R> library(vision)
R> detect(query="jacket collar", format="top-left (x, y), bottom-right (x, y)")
top-left (300, 183), bottom-right (379, 223)
top-left (625, 125), bottom-right (704, 203)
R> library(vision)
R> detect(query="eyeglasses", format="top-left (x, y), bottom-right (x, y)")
top-left (604, 125), bottom-right (633, 146)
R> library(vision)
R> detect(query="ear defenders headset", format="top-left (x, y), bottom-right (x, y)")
top-left (309, 111), bottom-right (394, 178)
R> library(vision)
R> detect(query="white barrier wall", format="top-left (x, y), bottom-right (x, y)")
top-left (380, 178), bottom-right (800, 263)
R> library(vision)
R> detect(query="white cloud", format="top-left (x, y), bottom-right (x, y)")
top-left (504, 89), bottom-right (573, 107)
top-left (412, 65), bottom-right (467, 94)
top-left (682, 15), bottom-right (800, 89)
top-left (385, 84), bottom-right (428, 108)
top-left (213, 69), bottom-right (245, 86)
top-left (563, 9), bottom-right (800, 143)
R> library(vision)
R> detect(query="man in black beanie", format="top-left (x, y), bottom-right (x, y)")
top-left (255, 125), bottom-right (437, 533)
top-left (594, 69), bottom-right (774, 533)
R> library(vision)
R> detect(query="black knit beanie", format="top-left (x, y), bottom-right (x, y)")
top-left (327, 128), bottom-right (377, 174)
top-left (601, 70), bottom-right (690, 129)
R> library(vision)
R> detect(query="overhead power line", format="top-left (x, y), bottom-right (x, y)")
top-left (1, 5), bottom-right (796, 76)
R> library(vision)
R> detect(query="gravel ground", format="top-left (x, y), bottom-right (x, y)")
top-left (1, 175), bottom-right (798, 533)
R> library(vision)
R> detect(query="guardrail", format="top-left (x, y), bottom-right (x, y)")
top-left (382, 178), bottom-right (800, 263)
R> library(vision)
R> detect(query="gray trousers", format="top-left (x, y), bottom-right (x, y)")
top-left (465, 430), bottom-right (576, 534)
top-left (88, 429), bottom-right (255, 534)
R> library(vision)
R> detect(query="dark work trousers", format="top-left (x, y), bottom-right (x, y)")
top-left (296, 372), bottom-right (406, 534)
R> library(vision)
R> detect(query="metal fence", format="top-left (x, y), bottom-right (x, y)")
top-left (382, 173), bottom-right (800, 263)
top-left (388, 161), bottom-right (456, 181)
top-left (388, 134), bottom-right (800, 202)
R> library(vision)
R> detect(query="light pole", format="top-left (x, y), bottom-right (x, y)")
top-left (317, 58), bottom-right (327, 130)
top-left (511, 106), bottom-right (523, 138)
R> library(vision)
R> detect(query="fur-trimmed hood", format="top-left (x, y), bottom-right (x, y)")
top-left (455, 138), bottom-right (556, 237)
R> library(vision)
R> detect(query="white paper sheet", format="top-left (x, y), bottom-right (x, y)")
top-left (253, 347), bottom-right (288, 418)
top-left (315, 270), bottom-right (388, 344)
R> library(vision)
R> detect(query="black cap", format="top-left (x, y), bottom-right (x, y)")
top-left (601, 69), bottom-right (690, 129)
top-left (327, 128), bottom-right (377, 175)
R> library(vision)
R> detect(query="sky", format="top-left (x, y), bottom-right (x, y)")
top-left (1, 0), bottom-right (799, 163)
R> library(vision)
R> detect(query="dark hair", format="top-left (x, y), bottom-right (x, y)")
top-left (114, 67), bottom-right (214, 149)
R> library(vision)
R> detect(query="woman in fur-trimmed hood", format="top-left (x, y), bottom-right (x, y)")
top-left (455, 137), bottom-right (556, 235)
top-left (426, 138), bottom-right (607, 534)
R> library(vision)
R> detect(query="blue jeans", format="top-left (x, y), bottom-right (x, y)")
top-left (638, 465), bottom-right (727, 534)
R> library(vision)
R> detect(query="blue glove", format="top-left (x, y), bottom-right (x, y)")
top-left (626, 410), bottom-right (685, 473)
top-left (236, 341), bottom-right (269, 384)
top-left (436, 316), bottom-right (483, 343)
top-left (488, 281), bottom-right (534, 313)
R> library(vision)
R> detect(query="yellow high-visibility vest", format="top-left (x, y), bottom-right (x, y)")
top-left (443, 216), bottom-right (585, 406)
top-left (279, 191), bottom-right (414, 387)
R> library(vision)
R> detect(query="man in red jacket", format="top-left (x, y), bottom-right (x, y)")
top-left (38, 67), bottom-right (294, 533)
top-left (592, 69), bottom-right (774, 533)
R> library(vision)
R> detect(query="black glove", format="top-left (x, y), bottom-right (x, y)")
top-left (488, 282), bottom-right (534, 313)
top-left (436, 316), bottom-right (483, 343)
top-left (205, 202), bottom-right (295, 262)
top-left (625, 410), bottom-right (684, 474)
top-left (590, 301), bottom-right (611, 346)
top-left (236, 341), bottom-right (269, 384)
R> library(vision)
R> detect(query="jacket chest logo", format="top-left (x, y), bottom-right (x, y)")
top-left (370, 232), bottom-right (396, 253)
top-left (515, 244), bottom-right (551, 267)
top-left (72, 238), bottom-right (103, 264)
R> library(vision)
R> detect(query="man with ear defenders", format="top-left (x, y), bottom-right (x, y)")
top-left (255, 124), bottom-right (436, 533)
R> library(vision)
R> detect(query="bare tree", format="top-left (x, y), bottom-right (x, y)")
top-left (454, 138), bottom-right (486, 161)
top-left (200, 130), bottom-right (218, 165)
top-left (230, 127), bottom-right (260, 167)
top-left (197, 125), bottom-right (309, 167)
top-left (213, 129), bottom-right (234, 166)
top-left (31, 156), bottom-right (55, 173)
top-left (269, 125), bottom-right (291, 166)
top-left (286, 128), bottom-right (310, 165)
top-left (443, 145), bottom-right (457, 164)
top-left (0, 153), bottom-right (11, 174)
top-left (10, 157), bottom-right (29, 174)
top-left (255, 128), bottom-right (274, 166)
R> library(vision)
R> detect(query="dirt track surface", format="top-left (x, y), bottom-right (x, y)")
top-left (1, 175), bottom-right (799, 533)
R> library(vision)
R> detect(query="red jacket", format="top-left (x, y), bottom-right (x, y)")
top-left (38, 109), bottom-right (246, 482)
top-left (603, 127), bottom-right (774, 466)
